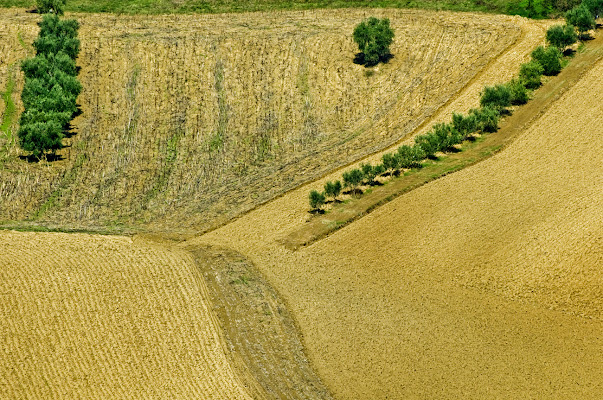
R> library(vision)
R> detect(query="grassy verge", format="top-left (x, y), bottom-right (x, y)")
top-left (0, 64), bottom-right (17, 162)
top-left (2, 0), bottom-right (540, 17)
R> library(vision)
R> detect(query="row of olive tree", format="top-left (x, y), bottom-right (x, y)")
top-left (309, 9), bottom-right (599, 211)
top-left (309, 104), bottom-right (504, 210)
top-left (18, 4), bottom-right (80, 159)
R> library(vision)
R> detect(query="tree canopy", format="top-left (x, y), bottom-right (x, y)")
top-left (353, 17), bottom-right (394, 66)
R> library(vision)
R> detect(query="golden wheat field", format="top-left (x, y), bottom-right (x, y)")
top-left (0, 230), bottom-right (258, 399)
top-left (0, 8), bottom-right (532, 233)
top-left (194, 54), bottom-right (603, 398)
top-left (2, 5), bottom-right (601, 400)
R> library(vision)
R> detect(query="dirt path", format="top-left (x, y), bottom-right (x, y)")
top-left (185, 28), bottom-right (603, 399)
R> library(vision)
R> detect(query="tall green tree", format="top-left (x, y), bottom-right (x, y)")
top-left (353, 17), bottom-right (394, 66)
top-left (566, 4), bottom-right (596, 36)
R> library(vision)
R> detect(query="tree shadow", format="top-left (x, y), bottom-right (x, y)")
top-left (563, 48), bottom-right (576, 57)
top-left (579, 33), bottom-right (594, 41)
top-left (19, 152), bottom-right (65, 163)
top-left (308, 209), bottom-right (325, 215)
top-left (353, 52), bottom-right (394, 67)
top-left (343, 188), bottom-right (363, 196)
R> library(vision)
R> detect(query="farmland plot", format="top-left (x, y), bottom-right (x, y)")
top-left (0, 230), bottom-right (254, 399)
top-left (194, 54), bottom-right (603, 399)
top-left (0, 9), bottom-right (524, 233)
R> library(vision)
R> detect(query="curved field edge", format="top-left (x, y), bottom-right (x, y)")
top-left (192, 49), bottom-right (603, 398)
top-left (186, 244), bottom-right (334, 400)
top-left (0, 9), bottom-right (532, 236)
top-left (0, 231), bottom-right (254, 399)
top-left (1, 0), bottom-right (540, 17)
top-left (286, 30), bottom-right (603, 248)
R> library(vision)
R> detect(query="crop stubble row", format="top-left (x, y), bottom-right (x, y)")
top-left (0, 9), bottom-right (519, 233)
top-left (0, 230), bottom-right (253, 399)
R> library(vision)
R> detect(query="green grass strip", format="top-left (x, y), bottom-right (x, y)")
top-left (0, 0), bottom-right (553, 18)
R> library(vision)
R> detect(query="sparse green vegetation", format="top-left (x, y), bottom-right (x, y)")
top-left (0, 0), bottom-right (566, 17)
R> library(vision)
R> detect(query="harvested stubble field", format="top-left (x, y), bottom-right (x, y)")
top-left (0, 231), bottom-right (255, 399)
top-left (2, 6), bottom-right (600, 400)
top-left (192, 46), bottom-right (603, 398)
top-left (0, 8), bottom-right (532, 233)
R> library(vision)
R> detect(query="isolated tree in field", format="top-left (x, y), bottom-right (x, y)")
top-left (531, 46), bottom-right (562, 75)
top-left (566, 4), bottom-right (596, 36)
top-left (480, 84), bottom-right (512, 112)
top-left (519, 60), bottom-right (544, 89)
top-left (353, 17), bottom-right (395, 66)
top-left (36, 0), bottom-right (66, 15)
top-left (324, 180), bottom-right (342, 200)
top-left (309, 190), bottom-right (326, 210)
top-left (546, 24), bottom-right (578, 49)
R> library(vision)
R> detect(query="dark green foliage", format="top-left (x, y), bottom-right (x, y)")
top-left (582, 0), bottom-right (603, 16)
top-left (381, 152), bottom-right (400, 172)
top-left (35, 15), bottom-right (80, 59)
top-left (36, 0), bottom-right (66, 15)
top-left (531, 45), bottom-right (562, 76)
top-left (507, 79), bottom-right (529, 105)
top-left (414, 132), bottom-right (440, 159)
top-left (519, 61), bottom-right (544, 89)
top-left (479, 84), bottom-right (512, 111)
top-left (324, 180), bottom-right (342, 200)
top-left (372, 164), bottom-right (386, 176)
top-left (397, 144), bottom-right (425, 168)
top-left (18, 11), bottom-right (81, 158)
top-left (566, 4), bottom-right (596, 35)
top-left (342, 168), bottom-right (364, 189)
top-left (361, 163), bottom-right (378, 183)
top-left (546, 24), bottom-right (578, 49)
top-left (18, 120), bottom-right (64, 157)
top-left (309, 190), bottom-right (326, 210)
top-left (470, 107), bottom-right (500, 133)
top-left (19, 108), bottom-right (72, 128)
top-left (507, 0), bottom-right (552, 18)
top-left (353, 17), bottom-right (394, 66)
top-left (22, 52), bottom-right (77, 78)
top-left (451, 112), bottom-right (478, 140)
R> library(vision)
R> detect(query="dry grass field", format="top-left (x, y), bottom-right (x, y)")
top-left (0, 8), bottom-right (531, 233)
top-left (2, 6), bottom-right (600, 400)
top-left (0, 230), bottom-right (257, 399)
top-left (193, 51), bottom-right (603, 398)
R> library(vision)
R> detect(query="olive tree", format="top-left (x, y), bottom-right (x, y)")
top-left (546, 24), bottom-right (578, 49)
top-left (353, 17), bottom-right (395, 66)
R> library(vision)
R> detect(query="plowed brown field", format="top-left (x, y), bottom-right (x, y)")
top-left (0, 231), bottom-right (254, 399)
top-left (192, 53), bottom-right (603, 398)
top-left (0, 8), bottom-right (536, 234)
